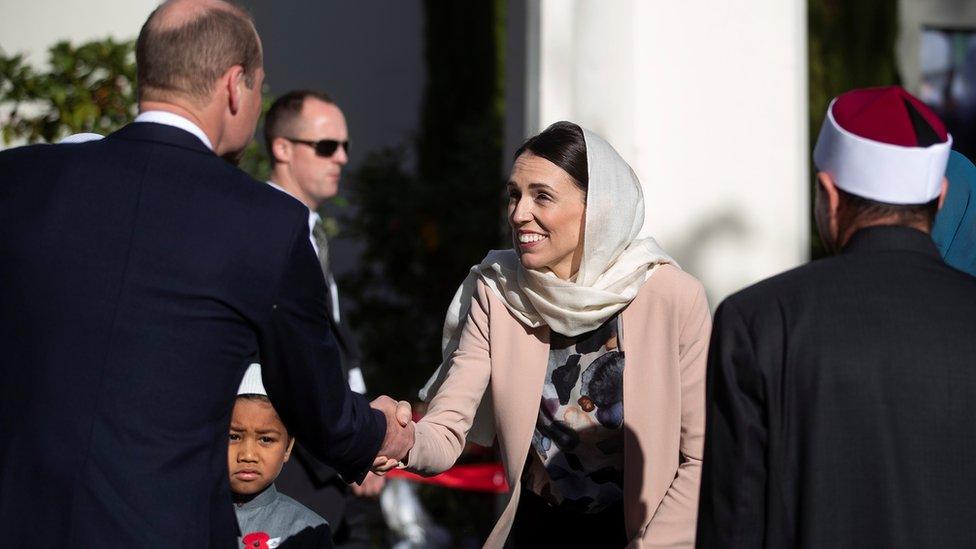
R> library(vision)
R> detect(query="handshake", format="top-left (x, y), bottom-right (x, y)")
top-left (368, 395), bottom-right (416, 475)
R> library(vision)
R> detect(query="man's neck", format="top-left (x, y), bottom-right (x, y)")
top-left (839, 218), bottom-right (931, 248)
top-left (268, 167), bottom-right (319, 211)
top-left (139, 100), bottom-right (220, 154)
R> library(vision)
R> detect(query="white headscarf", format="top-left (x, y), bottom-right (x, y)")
top-left (420, 126), bottom-right (674, 445)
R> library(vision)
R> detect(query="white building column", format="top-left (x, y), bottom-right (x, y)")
top-left (530, 0), bottom-right (809, 305)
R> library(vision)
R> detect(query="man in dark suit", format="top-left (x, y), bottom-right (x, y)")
top-left (0, 1), bottom-right (412, 547)
top-left (697, 86), bottom-right (976, 548)
top-left (261, 90), bottom-right (386, 547)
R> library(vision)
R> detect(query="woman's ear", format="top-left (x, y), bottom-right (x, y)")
top-left (283, 437), bottom-right (295, 462)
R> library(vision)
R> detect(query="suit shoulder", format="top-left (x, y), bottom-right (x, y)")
top-left (939, 261), bottom-right (976, 290)
top-left (720, 257), bottom-right (839, 316)
top-left (0, 142), bottom-right (68, 167)
top-left (0, 143), bottom-right (94, 192)
top-left (0, 142), bottom-right (52, 157)
top-left (254, 183), bottom-right (311, 222)
top-left (183, 157), bottom-right (309, 230)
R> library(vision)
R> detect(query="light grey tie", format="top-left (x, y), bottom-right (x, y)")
top-left (312, 218), bottom-right (331, 282)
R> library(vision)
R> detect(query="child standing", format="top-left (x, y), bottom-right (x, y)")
top-left (231, 364), bottom-right (333, 548)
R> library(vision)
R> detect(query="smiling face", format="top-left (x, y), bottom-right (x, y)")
top-left (507, 152), bottom-right (587, 280)
top-left (227, 396), bottom-right (294, 498)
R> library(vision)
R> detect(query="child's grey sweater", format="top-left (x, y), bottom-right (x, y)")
top-left (235, 484), bottom-right (331, 548)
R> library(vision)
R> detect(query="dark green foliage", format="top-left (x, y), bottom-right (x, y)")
top-left (342, 0), bottom-right (506, 401)
top-left (0, 39), bottom-right (137, 144)
top-left (808, 0), bottom-right (900, 256)
top-left (0, 38), bottom-right (271, 182)
top-left (340, 1), bottom-right (508, 529)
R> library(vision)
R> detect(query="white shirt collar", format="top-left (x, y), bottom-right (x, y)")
top-left (134, 110), bottom-right (214, 151)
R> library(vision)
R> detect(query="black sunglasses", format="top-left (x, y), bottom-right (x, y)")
top-left (285, 137), bottom-right (350, 157)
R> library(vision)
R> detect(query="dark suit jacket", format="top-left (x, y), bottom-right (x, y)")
top-left (324, 279), bottom-right (362, 380)
top-left (0, 123), bottom-right (386, 548)
top-left (276, 250), bottom-right (373, 546)
top-left (697, 226), bottom-right (976, 548)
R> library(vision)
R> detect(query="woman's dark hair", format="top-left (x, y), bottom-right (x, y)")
top-left (514, 121), bottom-right (588, 192)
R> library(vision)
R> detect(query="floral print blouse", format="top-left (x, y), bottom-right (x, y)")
top-left (523, 314), bottom-right (625, 513)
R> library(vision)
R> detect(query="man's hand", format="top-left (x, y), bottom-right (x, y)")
top-left (350, 471), bottom-right (386, 497)
top-left (370, 396), bottom-right (414, 465)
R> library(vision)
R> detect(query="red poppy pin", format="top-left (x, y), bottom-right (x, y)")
top-left (242, 531), bottom-right (270, 549)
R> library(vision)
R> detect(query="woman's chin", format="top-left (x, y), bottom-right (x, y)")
top-left (519, 258), bottom-right (553, 275)
top-left (517, 253), bottom-right (541, 269)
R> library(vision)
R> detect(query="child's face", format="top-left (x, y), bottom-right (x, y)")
top-left (228, 397), bottom-right (295, 497)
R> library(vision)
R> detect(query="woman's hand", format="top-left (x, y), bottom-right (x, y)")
top-left (371, 447), bottom-right (408, 475)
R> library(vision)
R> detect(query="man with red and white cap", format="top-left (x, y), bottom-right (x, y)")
top-left (696, 86), bottom-right (976, 549)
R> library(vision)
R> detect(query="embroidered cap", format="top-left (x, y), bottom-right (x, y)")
top-left (813, 86), bottom-right (952, 204)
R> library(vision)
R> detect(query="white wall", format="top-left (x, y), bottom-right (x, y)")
top-left (0, 1), bottom-right (158, 149)
top-left (535, 0), bottom-right (809, 306)
top-left (0, 1), bottom-right (158, 65)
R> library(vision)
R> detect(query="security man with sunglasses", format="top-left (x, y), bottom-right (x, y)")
top-left (261, 90), bottom-right (383, 548)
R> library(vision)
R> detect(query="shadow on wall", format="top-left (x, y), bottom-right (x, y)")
top-left (666, 209), bottom-right (752, 309)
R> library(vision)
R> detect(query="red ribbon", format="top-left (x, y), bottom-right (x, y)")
top-left (387, 463), bottom-right (509, 494)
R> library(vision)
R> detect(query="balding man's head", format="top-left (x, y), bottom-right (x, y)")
top-left (136, 0), bottom-right (262, 106)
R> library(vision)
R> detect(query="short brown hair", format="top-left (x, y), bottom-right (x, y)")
top-left (136, 1), bottom-right (262, 104)
top-left (836, 187), bottom-right (940, 232)
top-left (263, 90), bottom-right (335, 162)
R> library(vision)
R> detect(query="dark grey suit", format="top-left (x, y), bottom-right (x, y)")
top-left (698, 226), bottom-right (976, 549)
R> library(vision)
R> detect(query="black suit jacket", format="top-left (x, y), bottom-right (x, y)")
top-left (0, 123), bottom-right (386, 548)
top-left (276, 248), bottom-right (371, 542)
top-left (697, 226), bottom-right (976, 548)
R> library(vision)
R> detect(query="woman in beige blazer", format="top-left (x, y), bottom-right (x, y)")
top-left (381, 122), bottom-right (710, 548)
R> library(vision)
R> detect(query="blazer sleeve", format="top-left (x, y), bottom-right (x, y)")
top-left (257, 220), bottom-right (386, 483)
top-left (695, 299), bottom-right (767, 548)
top-left (641, 282), bottom-right (711, 547)
top-left (406, 280), bottom-right (493, 475)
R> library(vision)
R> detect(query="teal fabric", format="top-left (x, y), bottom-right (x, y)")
top-left (933, 151), bottom-right (976, 277)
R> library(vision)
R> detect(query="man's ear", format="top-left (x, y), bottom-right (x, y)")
top-left (817, 172), bottom-right (841, 217)
top-left (816, 171), bottom-right (843, 248)
top-left (283, 437), bottom-right (295, 462)
top-left (224, 65), bottom-right (246, 115)
top-left (937, 176), bottom-right (949, 210)
top-left (272, 137), bottom-right (292, 164)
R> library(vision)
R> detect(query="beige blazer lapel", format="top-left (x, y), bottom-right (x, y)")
top-left (620, 286), bottom-right (682, 545)
top-left (483, 321), bottom-right (550, 548)
top-left (491, 322), bottom-right (550, 484)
